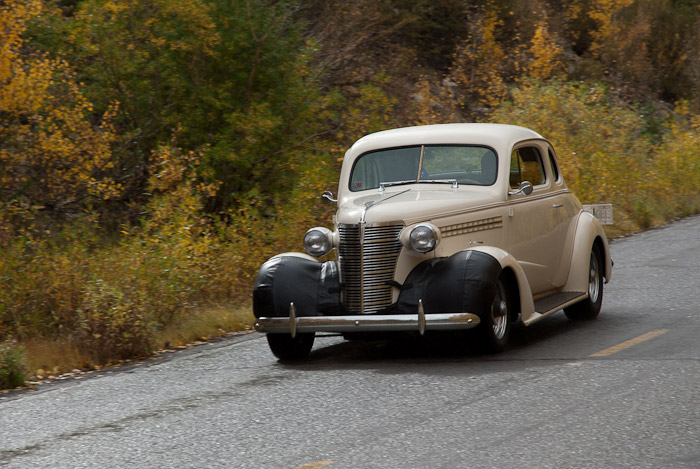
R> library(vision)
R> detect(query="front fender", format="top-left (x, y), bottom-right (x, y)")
top-left (467, 246), bottom-right (536, 322)
top-left (253, 253), bottom-right (340, 318)
top-left (397, 250), bottom-right (502, 319)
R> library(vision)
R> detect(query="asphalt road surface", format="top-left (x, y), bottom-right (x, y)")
top-left (2, 216), bottom-right (700, 468)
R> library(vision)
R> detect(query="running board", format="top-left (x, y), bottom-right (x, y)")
top-left (524, 291), bottom-right (588, 326)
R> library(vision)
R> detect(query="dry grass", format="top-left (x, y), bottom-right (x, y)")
top-left (19, 303), bottom-right (255, 379)
top-left (22, 338), bottom-right (94, 378)
top-left (155, 303), bottom-right (255, 350)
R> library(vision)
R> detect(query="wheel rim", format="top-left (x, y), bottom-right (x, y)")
top-left (588, 252), bottom-right (601, 303)
top-left (491, 281), bottom-right (508, 339)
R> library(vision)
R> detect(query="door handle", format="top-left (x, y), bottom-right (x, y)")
top-left (552, 203), bottom-right (563, 208)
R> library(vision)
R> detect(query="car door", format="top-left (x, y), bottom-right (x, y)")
top-left (546, 145), bottom-right (580, 287)
top-left (506, 143), bottom-right (562, 294)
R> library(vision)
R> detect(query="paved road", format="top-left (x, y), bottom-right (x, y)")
top-left (2, 216), bottom-right (700, 468)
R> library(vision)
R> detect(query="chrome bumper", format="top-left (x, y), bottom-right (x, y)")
top-left (254, 301), bottom-right (481, 337)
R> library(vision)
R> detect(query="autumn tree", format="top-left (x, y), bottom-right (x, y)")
top-left (585, 0), bottom-right (657, 100)
top-left (450, 5), bottom-right (510, 118)
top-left (0, 0), bottom-right (118, 224)
top-left (30, 0), bottom-right (352, 216)
top-left (641, 0), bottom-right (700, 105)
top-left (526, 21), bottom-right (565, 80)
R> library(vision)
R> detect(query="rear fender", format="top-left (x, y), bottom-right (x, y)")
top-left (564, 212), bottom-right (612, 292)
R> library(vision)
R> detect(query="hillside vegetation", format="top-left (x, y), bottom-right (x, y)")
top-left (2, 0), bottom-right (700, 386)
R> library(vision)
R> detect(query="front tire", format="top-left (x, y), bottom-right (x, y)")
top-left (266, 333), bottom-right (315, 361)
top-left (477, 275), bottom-right (511, 353)
top-left (564, 246), bottom-right (604, 321)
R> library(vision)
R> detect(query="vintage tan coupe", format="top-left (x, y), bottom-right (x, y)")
top-left (253, 123), bottom-right (612, 360)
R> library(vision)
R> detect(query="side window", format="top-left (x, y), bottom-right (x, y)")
top-left (548, 148), bottom-right (561, 183)
top-left (509, 146), bottom-right (546, 189)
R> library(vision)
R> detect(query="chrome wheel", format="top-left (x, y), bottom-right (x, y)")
top-left (491, 281), bottom-right (509, 340)
top-left (564, 246), bottom-right (604, 321)
top-left (588, 252), bottom-right (601, 303)
top-left (476, 274), bottom-right (511, 353)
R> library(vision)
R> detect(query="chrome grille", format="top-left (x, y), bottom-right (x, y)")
top-left (338, 223), bottom-right (403, 314)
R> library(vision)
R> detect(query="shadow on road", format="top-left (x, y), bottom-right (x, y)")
top-left (274, 312), bottom-right (604, 376)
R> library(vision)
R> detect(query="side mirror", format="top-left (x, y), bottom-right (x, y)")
top-left (508, 181), bottom-right (533, 196)
top-left (322, 191), bottom-right (337, 203)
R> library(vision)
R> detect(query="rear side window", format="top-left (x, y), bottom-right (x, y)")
top-left (509, 146), bottom-right (546, 188)
top-left (548, 148), bottom-right (561, 182)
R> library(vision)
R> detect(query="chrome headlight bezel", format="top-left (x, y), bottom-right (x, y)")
top-left (303, 227), bottom-right (334, 257)
top-left (406, 223), bottom-right (440, 253)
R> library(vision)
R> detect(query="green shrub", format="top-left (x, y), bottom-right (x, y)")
top-left (0, 341), bottom-right (27, 390)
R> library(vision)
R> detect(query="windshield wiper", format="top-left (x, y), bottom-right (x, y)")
top-left (418, 179), bottom-right (458, 187)
top-left (379, 180), bottom-right (416, 189)
top-left (379, 179), bottom-right (458, 190)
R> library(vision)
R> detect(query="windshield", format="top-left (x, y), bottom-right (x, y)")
top-left (349, 145), bottom-right (498, 192)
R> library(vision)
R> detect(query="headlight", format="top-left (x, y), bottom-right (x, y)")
top-left (409, 224), bottom-right (439, 253)
top-left (303, 227), bottom-right (334, 257)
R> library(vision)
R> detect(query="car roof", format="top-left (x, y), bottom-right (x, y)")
top-left (345, 123), bottom-right (544, 160)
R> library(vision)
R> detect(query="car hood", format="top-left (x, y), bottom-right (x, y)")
top-left (336, 188), bottom-right (502, 225)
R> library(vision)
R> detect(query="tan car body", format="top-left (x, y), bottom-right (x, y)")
top-left (253, 123), bottom-right (612, 353)
top-left (332, 123), bottom-right (611, 325)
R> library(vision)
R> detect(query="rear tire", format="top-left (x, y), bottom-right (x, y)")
top-left (564, 246), bottom-right (604, 321)
top-left (266, 333), bottom-right (315, 361)
top-left (477, 274), bottom-right (511, 353)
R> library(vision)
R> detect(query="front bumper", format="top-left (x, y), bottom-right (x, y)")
top-left (255, 302), bottom-right (481, 337)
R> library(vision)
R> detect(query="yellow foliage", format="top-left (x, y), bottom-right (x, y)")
top-left (655, 103), bottom-right (700, 216)
top-left (411, 77), bottom-right (461, 126)
top-left (0, 0), bottom-right (49, 113)
top-left (588, 0), bottom-right (634, 52)
top-left (586, 0), bottom-right (655, 99)
top-left (491, 79), bottom-right (660, 232)
top-left (450, 7), bottom-right (509, 115)
top-left (527, 23), bottom-right (565, 80)
top-left (148, 133), bottom-right (219, 198)
top-left (0, 0), bottom-right (120, 214)
top-left (73, 0), bottom-right (219, 52)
